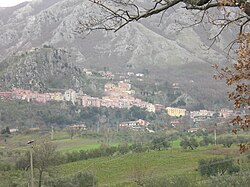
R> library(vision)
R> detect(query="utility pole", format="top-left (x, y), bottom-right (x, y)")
top-left (116, 122), bottom-right (119, 133)
top-left (214, 124), bottom-right (217, 145)
top-left (51, 126), bottom-right (54, 140)
top-left (97, 121), bottom-right (100, 133)
top-left (30, 148), bottom-right (34, 187)
top-left (27, 140), bottom-right (35, 187)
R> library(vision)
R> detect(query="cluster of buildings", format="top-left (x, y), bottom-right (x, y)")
top-left (166, 107), bottom-right (240, 121)
top-left (77, 81), bottom-right (160, 112)
top-left (0, 83), bottom-right (243, 122)
top-left (0, 81), bottom-right (162, 112)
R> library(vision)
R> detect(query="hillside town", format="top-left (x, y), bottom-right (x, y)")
top-left (0, 81), bottom-right (157, 112)
top-left (0, 81), bottom-right (244, 124)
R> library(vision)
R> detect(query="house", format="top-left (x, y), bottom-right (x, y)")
top-left (220, 108), bottom-right (234, 118)
top-left (49, 92), bottom-right (64, 101)
top-left (34, 93), bottom-right (51, 103)
top-left (188, 127), bottom-right (205, 133)
top-left (81, 95), bottom-right (101, 107)
top-left (188, 128), bottom-right (200, 133)
top-left (119, 119), bottom-right (150, 130)
top-left (166, 107), bottom-right (186, 117)
top-left (118, 81), bottom-right (131, 91)
top-left (136, 73), bottom-right (144, 77)
top-left (64, 89), bottom-right (77, 105)
top-left (190, 110), bottom-right (216, 122)
top-left (118, 98), bottom-right (130, 109)
top-left (69, 124), bottom-right (87, 131)
top-left (12, 88), bottom-right (33, 101)
top-left (9, 128), bottom-right (19, 133)
top-left (127, 72), bottom-right (134, 76)
top-left (104, 81), bottom-right (134, 98)
top-left (101, 97), bottom-right (114, 108)
top-left (154, 104), bottom-right (165, 112)
top-left (0, 92), bottom-right (12, 99)
top-left (172, 83), bottom-right (180, 89)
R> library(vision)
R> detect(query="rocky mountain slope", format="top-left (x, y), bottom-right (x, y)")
top-left (0, 46), bottom-right (106, 96)
top-left (0, 0), bottom-right (231, 68)
top-left (0, 0), bottom-right (233, 109)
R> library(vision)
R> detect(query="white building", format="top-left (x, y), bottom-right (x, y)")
top-left (64, 89), bottom-right (77, 105)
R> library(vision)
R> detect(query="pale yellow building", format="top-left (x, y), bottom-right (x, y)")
top-left (166, 107), bottom-right (186, 117)
top-left (49, 92), bottom-right (64, 101)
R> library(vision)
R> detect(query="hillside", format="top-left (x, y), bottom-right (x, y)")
top-left (0, 0), bottom-right (233, 109)
top-left (0, 0), bottom-right (232, 68)
top-left (0, 46), bottom-right (106, 96)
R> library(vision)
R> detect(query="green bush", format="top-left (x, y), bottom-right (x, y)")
top-left (72, 171), bottom-right (97, 187)
top-left (217, 136), bottom-right (236, 148)
top-left (180, 137), bottom-right (199, 150)
top-left (199, 136), bottom-right (213, 147)
top-left (44, 171), bottom-right (97, 187)
top-left (198, 157), bottom-right (240, 177)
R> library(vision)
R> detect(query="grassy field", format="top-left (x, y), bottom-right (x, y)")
top-left (1, 131), bottom-right (250, 187)
top-left (0, 131), bottom-right (102, 152)
top-left (52, 145), bottom-right (244, 187)
top-left (0, 130), bottom-right (243, 153)
top-left (2, 129), bottom-right (200, 153)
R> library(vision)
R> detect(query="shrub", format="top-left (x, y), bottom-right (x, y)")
top-left (199, 136), bottom-right (213, 147)
top-left (72, 171), bottom-right (97, 187)
top-left (217, 136), bottom-right (236, 148)
top-left (198, 157), bottom-right (240, 177)
top-left (180, 137), bottom-right (199, 150)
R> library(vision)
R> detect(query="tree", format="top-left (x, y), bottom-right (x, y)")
top-left (129, 143), bottom-right (146, 153)
top-left (15, 141), bottom-right (58, 187)
top-left (180, 137), bottom-right (199, 150)
top-left (214, 33), bottom-right (250, 132)
top-left (0, 126), bottom-right (11, 135)
top-left (66, 126), bottom-right (78, 139)
top-left (80, 0), bottom-right (250, 33)
top-left (44, 171), bottom-right (97, 187)
top-left (151, 137), bottom-right (171, 151)
top-left (72, 171), bottom-right (97, 187)
top-left (31, 141), bottom-right (58, 187)
top-left (199, 136), bottom-right (213, 146)
top-left (217, 136), bottom-right (236, 148)
top-left (198, 157), bottom-right (240, 177)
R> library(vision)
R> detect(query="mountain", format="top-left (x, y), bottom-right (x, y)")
top-left (0, 0), bottom-right (231, 67)
top-left (0, 0), bottom-right (232, 109)
top-left (0, 46), bottom-right (106, 96)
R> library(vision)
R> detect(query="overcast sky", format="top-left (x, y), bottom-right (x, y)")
top-left (0, 0), bottom-right (32, 7)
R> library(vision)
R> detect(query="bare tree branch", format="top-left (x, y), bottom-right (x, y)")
top-left (80, 0), bottom-right (250, 33)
